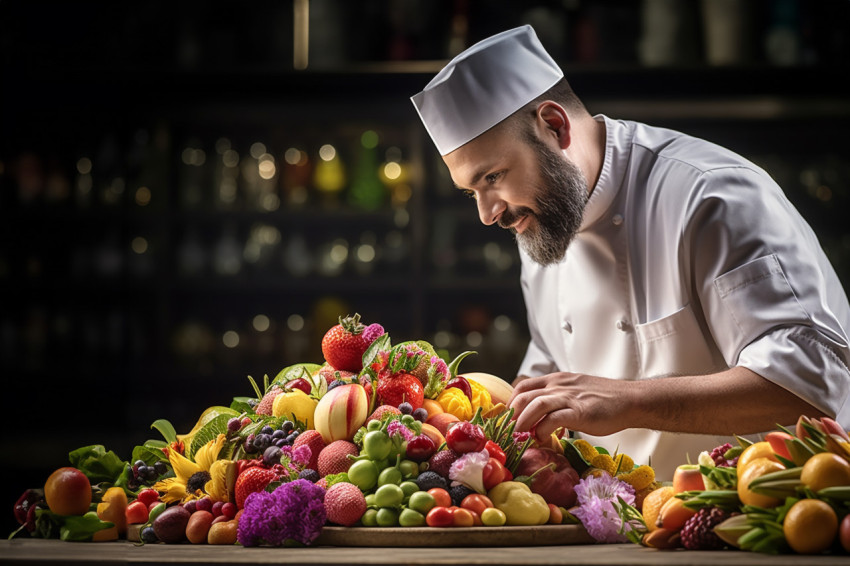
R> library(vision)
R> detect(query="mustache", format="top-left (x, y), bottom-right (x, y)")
top-left (498, 206), bottom-right (535, 230)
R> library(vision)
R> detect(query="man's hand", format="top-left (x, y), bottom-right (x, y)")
top-left (509, 367), bottom-right (828, 441)
top-left (508, 372), bottom-right (634, 440)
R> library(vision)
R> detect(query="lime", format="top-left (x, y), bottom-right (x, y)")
top-left (378, 466), bottom-right (402, 487)
top-left (361, 508), bottom-right (379, 527)
top-left (348, 460), bottom-right (379, 492)
top-left (399, 508), bottom-right (425, 527)
top-left (374, 484), bottom-right (404, 508)
top-left (407, 491), bottom-right (436, 515)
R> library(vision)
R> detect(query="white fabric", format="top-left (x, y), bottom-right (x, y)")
top-left (411, 25), bottom-right (563, 156)
top-left (518, 115), bottom-right (850, 480)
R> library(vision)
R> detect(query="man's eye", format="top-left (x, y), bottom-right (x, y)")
top-left (462, 189), bottom-right (477, 200)
top-left (485, 172), bottom-right (501, 184)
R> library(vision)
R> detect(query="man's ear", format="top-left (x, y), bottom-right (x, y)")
top-left (536, 102), bottom-right (571, 150)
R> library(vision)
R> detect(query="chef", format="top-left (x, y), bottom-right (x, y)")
top-left (411, 25), bottom-right (850, 479)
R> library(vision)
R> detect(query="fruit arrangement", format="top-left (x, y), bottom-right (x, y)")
top-left (617, 416), bottom-right (850, 555)
top-left (9, 313), bottom-right (658, 547)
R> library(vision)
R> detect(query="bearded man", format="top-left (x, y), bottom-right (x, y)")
top-left (411, 25), bottom-right (850, 479)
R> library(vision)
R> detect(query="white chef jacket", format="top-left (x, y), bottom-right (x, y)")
top-left (518, 115), bottom-right (850, 480)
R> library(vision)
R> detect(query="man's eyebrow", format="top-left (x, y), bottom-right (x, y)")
top-left (453, 166), bottom-right (492, 190)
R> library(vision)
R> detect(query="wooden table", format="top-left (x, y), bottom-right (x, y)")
top-left (2, 539), bottom-right (848, 566)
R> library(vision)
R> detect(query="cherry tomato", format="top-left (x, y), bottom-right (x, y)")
top-left (425, 506), bottom-right (454, 528)
top-left (445, 422), bottom-right (487, 453)
top-left (125, 500), bottom-right (149, 525)
top-left (480, 507), bottom-right (507, 526)
top-left (460, 493), bottom-right (494, 516)
top-left (547, 503), bottom-right (563, 524)
top-left (427, 488), bottom-right (452, 509)
top-left (482, 457), bottom-right (506, 491)
top-left (484, 441), bottom-right (507, 465)
top-left (452, 507), bottom-right (474, 528)
top-left (468, 509), bottom-right (483, 526)
top-left (136, 488), bottom-right (160, 508)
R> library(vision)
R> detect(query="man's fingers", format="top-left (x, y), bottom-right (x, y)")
top-left (534, 409), bottom-right (576, 441)
top-left (513, 394), bottom-right (558, 433)
top-left (508, 375), bottom-right (546, 406)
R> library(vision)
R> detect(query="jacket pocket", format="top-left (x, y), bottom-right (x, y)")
top-left (635, 303), bottom-right (720, 377)
top-left (713, 254), bottom-right (811, 344)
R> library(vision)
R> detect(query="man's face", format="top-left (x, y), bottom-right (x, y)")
top-left (443, 123), bottom-right (588, 266)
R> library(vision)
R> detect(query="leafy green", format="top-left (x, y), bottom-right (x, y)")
top-left (150, 419), bottom-right (178, 444)
top-left (186, 414), bottom-right (230, 460)
top-left (231, 397), bottom-right (255, 414)
top-left (68, 445), bottom-right (128, 485)
top-left (33, 509), bottom-right (113, 542)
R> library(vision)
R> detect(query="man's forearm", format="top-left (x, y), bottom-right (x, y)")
top-left (625, 366), bottom-right (827, 435)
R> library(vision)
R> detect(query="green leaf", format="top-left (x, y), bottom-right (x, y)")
top-left (131, 443), bottom-right (168, 467)
top-left (68, 445), bottom-right (128, 485)
top-left (446, 350), bottom-right (476, 379)
top-left (231, 397), bottom-right (255, 413)
top-left (361, 333), bottom-right (391, 371)
top-left (59, 512), bottom-right (113, 542)
top-left (186, 414), bottom-right (230, 460)
top-left (151, 419), bottom-right (178, 444)
top-left (562, 440), bottom-right (592, 476)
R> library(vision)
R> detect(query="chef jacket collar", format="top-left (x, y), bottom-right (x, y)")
top-left (579, 115), bottom-right (632, 231)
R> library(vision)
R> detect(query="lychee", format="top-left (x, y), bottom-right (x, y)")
top-left (255, 385), bottom-right (283, 415)
top-left (293, 429), bottom-right (326, 472)
top-left (366, 404), bottom-right (401, 423)
top-left (317, 440), bottom-right (358, 477)
top-left (324, 482), bottom-right (366, 527)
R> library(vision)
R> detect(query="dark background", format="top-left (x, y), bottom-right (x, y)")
top-left (2, 0), bottom-right (849, 534)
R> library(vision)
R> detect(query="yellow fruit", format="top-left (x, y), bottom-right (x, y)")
top-left (783, 498), bottom-right (838, 554)
top-left (800, 452), bottom-right (850, 492)
top-left (657, 496), bottom-right (696, 530)
top-left (641, 486), bottom-right (675, 532)
top-left (737, 441), bottom-right (779, 480)
top-left (738, 457), bottom-right (784, 507)
top-left (272, 389), bottom-right (318, 428)
top-left (459, 372), bottom-right (513, 406)
top-left (467, 378), bottom-right (493, 413)
top-left (44, 467), bottom-right (92, 516)
top-left (96, 486), bottom-right (128, 535)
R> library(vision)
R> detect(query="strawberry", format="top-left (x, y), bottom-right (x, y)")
top-left (321, 314), bottom-right (384, 372)
top-left (317, 364), bottom-right (357, 385)
top-left (366, 404), bottom-right (402, 423)
top-left (376, 371), bottom-right (424, 410)
top-left (234, 467), bottom-right (277, 509)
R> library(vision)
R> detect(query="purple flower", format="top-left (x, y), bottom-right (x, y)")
top-left (291, 445), bottom-right (312, 467)
top-left (572, 474), bottom-right (636, 543)
top-left (237, 478), bottom-right (326, 546)
top-left (362, 323), bottom-right (385, 343)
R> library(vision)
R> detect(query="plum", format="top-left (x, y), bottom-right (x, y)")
top-left (514, 447), bottom-right (580, 508)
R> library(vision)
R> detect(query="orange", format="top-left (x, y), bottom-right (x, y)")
top-left (736, 441), bottom-right (779, 480)
top-left (44, 467), bottom-right (92, 516)
top-left (800, 452), bottom-right (850, 492)
top-left (738, 457), bottom-right (784, 507)
top-left (656, 495), bottom-right (696, 530)
top-left (641, 486), bottom-right (675, 532)
top-left (783, 498), bottom-right (838, 554)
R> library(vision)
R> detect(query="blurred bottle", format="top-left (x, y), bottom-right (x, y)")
top-left (177, 227), bottom-right (207, 277)
top-left (215, 138), bottom-right (240, 210)
top-left (75, 156), bottom-right (94, 209)
top-left (282, 232), bottom-right (314, 277)
top-left (352, 231), bottom-right (379, 276)
top-left (179, 140), bottom-right (206, 209)
top-left (213, 224), bottom-right (242, 276)
top-left (349, 130), bottom-right (385, 211)
top-left (701, 0), bottom-right (753, 66)
top-left (639, 0), bottom-right (701, 66)
top-left (764, 0), bottom-right (801, 66)
top-left (313, 143), bottom-right (346, 207)
top-left (280, 146), bottom-right (312, 208)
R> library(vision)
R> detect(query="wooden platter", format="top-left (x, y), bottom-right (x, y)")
top-left (314, 524), bottom-right (595, 547)
top-left (128, 523), bottom-right (595, 547)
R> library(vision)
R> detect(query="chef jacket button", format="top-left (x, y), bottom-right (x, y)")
top-left (616, 319), bottom-right (629, 331)
top-left (561, 321), bottom-right (572, 333)
top-left (612, 214), bottom-right (624, 226)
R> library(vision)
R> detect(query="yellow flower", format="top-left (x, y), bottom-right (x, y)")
top-left (153, 433), bottom-right (227, 504)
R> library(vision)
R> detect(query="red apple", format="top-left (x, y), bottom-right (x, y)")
top-left (672, 464), bottom-right (705, 494)
top-left (513, 447), bottom-right (580, 508)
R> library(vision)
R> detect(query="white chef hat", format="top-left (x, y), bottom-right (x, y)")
top-left (411, 25), bottom-right (564, 156)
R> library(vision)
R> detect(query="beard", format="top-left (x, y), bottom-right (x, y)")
top-left (498, 133), bottom-right (588, 266)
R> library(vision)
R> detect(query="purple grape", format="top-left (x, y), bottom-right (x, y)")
top-left (227, 417), bottom-right (242, 432)
top-left (281, 421), bottom-right (294, 433)
top-left (412, 408), bottom-right (428, 422)
top-left (398, 402), bottom-right (413, 415)
top-left (263, 445), bottom-right (282, 466)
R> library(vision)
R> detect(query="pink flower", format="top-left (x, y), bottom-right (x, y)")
top-left (386, 420), bottom-right (414, 441)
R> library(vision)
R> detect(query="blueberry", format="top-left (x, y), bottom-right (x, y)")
top-left (415, 471), bottom-right (447, 492)
top-left (140, 526), bottom-right (158, 544)
top-left (272, 429), bottom-right (286, 440)
top-left (298, 469), bottom-right (320, 483)
top-left (281, 421), bottom-right (294, 433)
top-left (153, 461), bottom-right (167, 475)
top-left (327, 379), bottom-right (345, 392)
top-left (261, 425), bottom-right (274, 436)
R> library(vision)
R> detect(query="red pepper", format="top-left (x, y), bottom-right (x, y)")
top-left (482, 457), bottom-right (507, 491)
top-left (484, 440), bottom-right (507, 465)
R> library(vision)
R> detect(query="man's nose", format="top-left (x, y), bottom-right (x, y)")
top-left (477, 193), bottom-right (505, 226)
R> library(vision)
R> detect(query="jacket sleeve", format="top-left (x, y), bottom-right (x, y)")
top-left (685, 166), bottom-right (850, 423)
